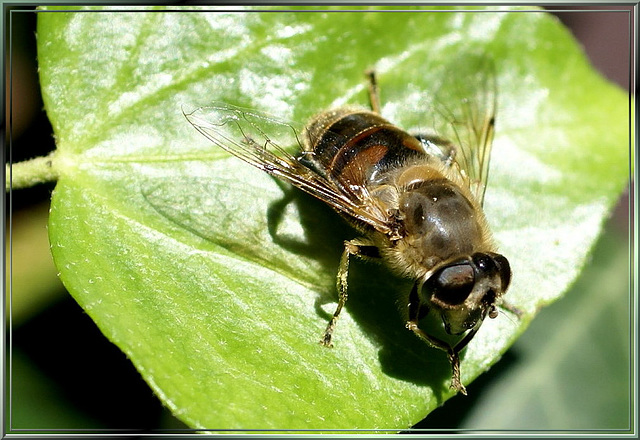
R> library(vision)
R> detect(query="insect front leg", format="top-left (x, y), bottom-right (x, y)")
top-left (320, 239), bottom-right (375, 347)
top-left (445, 328), bottom-right (481, 396)
top-left (405, 281), bottom-right (450, 353)
top-left (500, 301), bottom-right (524, 318)
top-left (405, 280), bottom-right (469, 395)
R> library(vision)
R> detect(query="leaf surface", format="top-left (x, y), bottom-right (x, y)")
top-left (37, 6), bottom-right (628, 430)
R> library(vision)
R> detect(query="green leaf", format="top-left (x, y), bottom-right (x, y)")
top-left (37, 6), bottom-right (628, 430)
top-left (412, 213), bottom-right (631, 430)
top-left (461, 223), bottom-right (631, 430)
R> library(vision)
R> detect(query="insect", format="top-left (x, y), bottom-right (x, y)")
top-left (185, 54), bottom-right (515, 395)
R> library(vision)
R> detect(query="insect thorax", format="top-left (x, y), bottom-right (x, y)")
top-left (382, 174), bottom-right (495, 279)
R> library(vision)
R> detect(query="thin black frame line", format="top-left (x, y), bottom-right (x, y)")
top-left (24, 7), bottom-right (639, 12)
top-left (5, 5), bottom-right (635, 435)
top-left (7, 7), bottom-right (15, 438)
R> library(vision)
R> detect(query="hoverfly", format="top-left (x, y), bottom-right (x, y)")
top-left (185, 54), bottom-right (515, 395)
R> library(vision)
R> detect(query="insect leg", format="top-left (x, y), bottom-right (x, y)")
top-left (407, 320), bottom-right (467, 394)
top-left (500, 301), bottom-right (524, 318)
top-left (406, 281), bottom-right (450, 352)
top-left (365, 70), bottom-right (382, 115)
top-left (405, 281), bottom-right (469, 395)
top-left (406, 279), bottom-right (425, 322)
top-left (405, 321), bottom-right (452, 356)
top-left (444, 327), bottom-right (481, 396)
top-left (320, 240), bottom-right (366, 347)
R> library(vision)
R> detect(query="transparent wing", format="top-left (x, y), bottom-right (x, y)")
top-left (428, 53), bottom-right (498, 205)
top-left (184, 104), bottom-right (392, 234)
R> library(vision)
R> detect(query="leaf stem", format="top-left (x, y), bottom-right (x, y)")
top-left (6, 152), bottom-right (59, 191)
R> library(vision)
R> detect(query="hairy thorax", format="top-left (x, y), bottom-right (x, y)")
top-left (371, 163), bottom-right (495, 279)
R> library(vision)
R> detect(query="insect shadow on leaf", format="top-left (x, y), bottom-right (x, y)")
top-left (264, 176), bottom-right (453, 395)
top-left (183, 50), bottom-right (521, 397)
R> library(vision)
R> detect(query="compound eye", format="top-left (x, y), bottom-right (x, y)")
top-left (473, 252), bottom-right (512, 291)
top-left (472, 253), bottom-right (496, 272)
top-left (431, 263), bottom-right (475, 306)
top-left (492, 254), bottom-right (512, 290)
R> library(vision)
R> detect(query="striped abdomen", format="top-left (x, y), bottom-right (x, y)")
top-left (302, 109), bottom-right (425, 188)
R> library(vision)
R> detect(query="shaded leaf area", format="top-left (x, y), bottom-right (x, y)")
top-left (38, 6), bottom-right (628, 430)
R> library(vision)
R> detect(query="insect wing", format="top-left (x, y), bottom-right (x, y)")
top-left (184, 104), bottom-right (392, 234)
top-left (429, 53), bottom-right (498, 205)
top-left (184, 104), bottom-right (303, 176)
